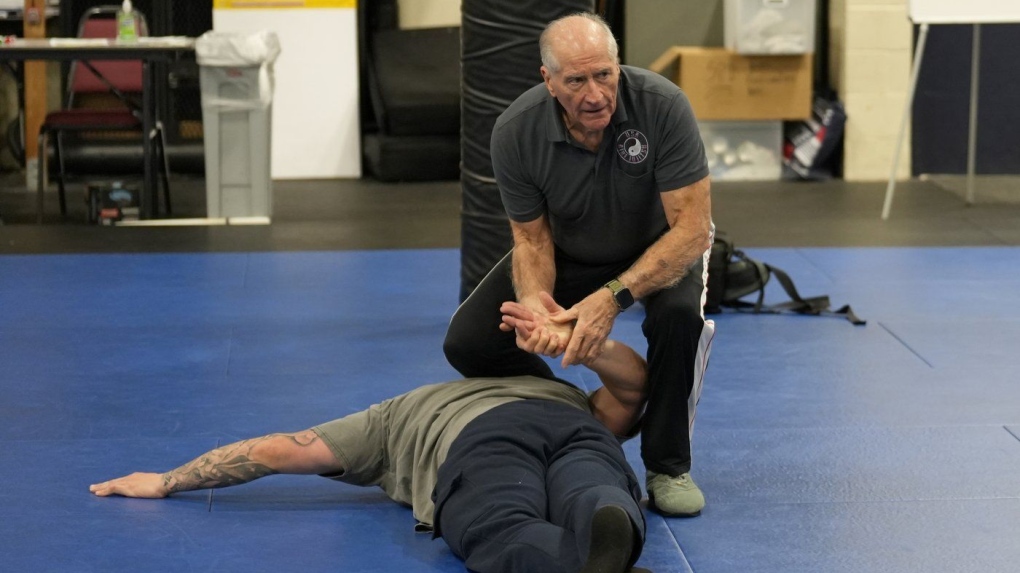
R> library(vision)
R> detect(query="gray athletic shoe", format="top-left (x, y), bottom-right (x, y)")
top-left (646, 472), bottom-right (705, 517)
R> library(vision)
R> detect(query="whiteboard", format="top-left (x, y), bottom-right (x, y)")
top-left (910, 0), bottom-right (1020, 24)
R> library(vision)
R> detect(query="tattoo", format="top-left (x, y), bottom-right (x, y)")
top-left (161, 433), bottom-right (320, 494)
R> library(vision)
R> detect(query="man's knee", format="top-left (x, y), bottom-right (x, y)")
top-left (644, 291), bottom-right (705, 336)
top-left (444, 334), bottom-right (471, 375)
top-left (443, 325), bottom-right (474, 373)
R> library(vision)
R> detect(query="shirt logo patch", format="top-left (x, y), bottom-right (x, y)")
top-left (617, 129), bottom-right (649, 164)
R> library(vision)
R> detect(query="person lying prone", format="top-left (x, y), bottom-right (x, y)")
top-left (91, 335), bottom-right (652, 573)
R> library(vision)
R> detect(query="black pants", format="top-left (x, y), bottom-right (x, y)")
top-left (444, 250), bottom-right (710, 476)
top-left (433, 400), bottom-right (645, 573)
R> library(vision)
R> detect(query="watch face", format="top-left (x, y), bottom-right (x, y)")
top-left (616, 288), bottom-right (634, 310)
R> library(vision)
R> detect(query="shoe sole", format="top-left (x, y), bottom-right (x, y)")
top-left (647, 493), bottom-right (702, 518)
top-left (580, 505), bottom-right (634, 573)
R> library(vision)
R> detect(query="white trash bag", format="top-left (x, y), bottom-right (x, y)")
top-left (196, 31), bottom-right (281, 110)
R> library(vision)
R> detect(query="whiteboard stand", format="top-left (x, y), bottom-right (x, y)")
top-left (882, 22), bottom-right (983, 220)
top-left (966, 24), bottom-right (981, 205)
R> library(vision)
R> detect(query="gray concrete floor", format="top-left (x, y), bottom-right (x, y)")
top-left (2, 171), bottom-right (1019, 254)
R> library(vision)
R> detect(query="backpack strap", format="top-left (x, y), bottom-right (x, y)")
top-left (766, 264), bottom-right (830, 313)
top-left (721, 249), bottom-right (771, 312)
top-left (727, 263), bottom-right (866, 326)
top-left (766, 264), bottom-right (866, 325)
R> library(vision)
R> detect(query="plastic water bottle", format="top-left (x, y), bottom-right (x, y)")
top-left (116, 0), bottom-right (138, 42)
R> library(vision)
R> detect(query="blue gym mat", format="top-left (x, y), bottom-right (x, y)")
top-left (1, 247), bottom-right (1018, 572)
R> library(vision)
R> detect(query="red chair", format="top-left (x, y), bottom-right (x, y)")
top-left (36, 5), bottom-right (172, 223)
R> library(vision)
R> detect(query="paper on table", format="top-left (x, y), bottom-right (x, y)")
top-left (50, 38), bottom-right (110, 47)
top-left (137, 36), bottom-right (195, 47)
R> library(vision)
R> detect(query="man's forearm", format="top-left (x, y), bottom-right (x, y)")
top-left (161, 433), bottom-right (312, 494)
top-left (512, 239), bottom-right (556, 307)
top-left (618, 224), bottom-right (711, 299)
top-left (619, 179), bottom-right (712, 299)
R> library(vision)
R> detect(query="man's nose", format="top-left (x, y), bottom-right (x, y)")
top-left (583, 79), bottom-right (601, 101)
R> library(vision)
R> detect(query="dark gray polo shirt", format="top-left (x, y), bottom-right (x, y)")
top-left (492, 65), bottom-right (709, 266)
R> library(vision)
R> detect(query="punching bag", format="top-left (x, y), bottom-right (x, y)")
top-left (459, 0), bottom-right (596, 301)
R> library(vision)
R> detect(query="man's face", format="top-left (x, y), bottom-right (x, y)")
top-left (542, 47), bottom-right (619, 136)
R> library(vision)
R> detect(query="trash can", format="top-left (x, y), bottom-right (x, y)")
top-left (196, 31), bottom-right (281, 218)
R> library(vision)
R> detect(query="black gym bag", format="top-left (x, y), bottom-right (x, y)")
top-left (705, 233), bottom-right (865, 325)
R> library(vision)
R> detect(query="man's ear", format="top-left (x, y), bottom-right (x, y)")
top-left (540, 66), bottom-right (556, 97)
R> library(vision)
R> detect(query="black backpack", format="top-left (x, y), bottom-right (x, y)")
top-left (705, 234), bottom-right (865, 325)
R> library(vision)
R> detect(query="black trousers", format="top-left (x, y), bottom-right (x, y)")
top-left (433, 400), bottom-right (645, 573)
top-left (444, 250), bottom-right (710, 476)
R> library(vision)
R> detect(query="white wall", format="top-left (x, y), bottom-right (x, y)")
top-left (213, 7), bottom-right (361, 179)
top-left (209, 0), bottom-right (458, 180)
top-left (398, 0), bottom-right (460, 29)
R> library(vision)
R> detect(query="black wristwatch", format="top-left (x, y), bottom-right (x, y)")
top-left (603, 278), bottom-right (634, 311)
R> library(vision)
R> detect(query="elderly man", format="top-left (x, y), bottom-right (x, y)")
top-left (444, 12), bottom-right (714, 517)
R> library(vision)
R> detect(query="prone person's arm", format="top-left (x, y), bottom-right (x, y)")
top-left (89, 430), bottom-right (342, 498)
top-left (501, 299), bottom-right (647, 435)
top-left (587, 340), bottom-right (648, 437)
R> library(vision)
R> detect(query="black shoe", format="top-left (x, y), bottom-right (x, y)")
top-left (580, 505), bottom-right (635, 573)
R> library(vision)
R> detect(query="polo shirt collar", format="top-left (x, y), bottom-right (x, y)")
top-left (545, 95), bottom-right (570, 142)
top-left (611, 85), bottom-right (629, 126)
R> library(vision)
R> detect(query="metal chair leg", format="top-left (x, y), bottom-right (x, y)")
top-left (54, 132), bottom-right (68, 217)
top-left (36, 128), bottom-right (47, 224)
top-left (156, 122), bottom-right (172, 215)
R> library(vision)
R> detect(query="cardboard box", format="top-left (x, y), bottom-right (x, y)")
top-left (648, 47), bottom-right (812, 121)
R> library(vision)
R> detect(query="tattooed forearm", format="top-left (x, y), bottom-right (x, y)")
top-left (160, 433), bottom-right (320, 494)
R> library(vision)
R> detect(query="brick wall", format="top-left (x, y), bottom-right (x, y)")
top-left (830, 0), bottom-right (913, 181)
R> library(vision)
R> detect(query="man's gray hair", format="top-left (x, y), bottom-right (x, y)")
top-left (539, 12), bottom-right (619, 72)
